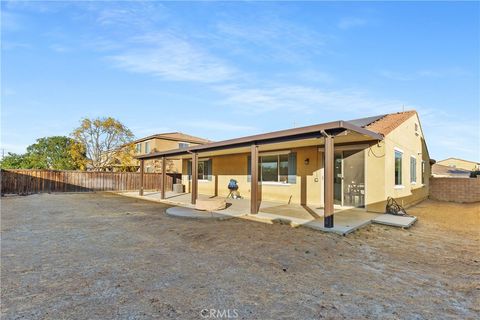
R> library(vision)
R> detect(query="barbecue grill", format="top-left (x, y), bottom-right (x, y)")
top-left (227, 179), bottom-right (241, 199)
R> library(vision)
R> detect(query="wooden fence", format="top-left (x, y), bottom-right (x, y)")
top-left (1, 169), bottom-right (181, 195)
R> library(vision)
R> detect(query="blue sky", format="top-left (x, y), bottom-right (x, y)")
top-left (1, 1), bottom-right (479, 161)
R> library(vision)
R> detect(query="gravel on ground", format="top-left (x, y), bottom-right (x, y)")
top-left (1, 193), bottom-right (478, 319)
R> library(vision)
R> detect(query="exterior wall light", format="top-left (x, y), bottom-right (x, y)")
top-left (304, 158), bottom-right (310, 165)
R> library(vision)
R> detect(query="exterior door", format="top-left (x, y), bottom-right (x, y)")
top-left (334, 151), bottom-right (343, 205)
top-left (342, 150), bottom-right (365, 208)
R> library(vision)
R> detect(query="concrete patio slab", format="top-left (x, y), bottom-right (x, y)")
top-left (117, 191), bottom-right (413, 235)
top-left (304, 220), bottom-right (372, 236)
top-left (166, 206), bottom-right (233, 220)
top-left (247, 211), bottom-right (315, 227)
top-left (373, 214), bottom-right (418, 228)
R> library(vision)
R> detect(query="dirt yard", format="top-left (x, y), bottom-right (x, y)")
top-left (1, 193), bottom-right (479, 319)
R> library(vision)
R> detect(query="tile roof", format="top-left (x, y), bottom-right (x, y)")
top-left (132, 132), bottom-right (212, 144)
top-left (361, 110), bottom-right (417, 136)
top-left (437, 157), bottom-right (480, 165)
top-left (156, 132), bottom-right (212, 144)
top-left (431, 164), bottom-right (472, 178)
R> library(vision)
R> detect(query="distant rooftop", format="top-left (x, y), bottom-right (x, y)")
top-left (132, 132), bottom-right (212, 145)
top-left (432, 163), bottom-right (472, 177)
top-left (437, 157), bottom-right (480, 165)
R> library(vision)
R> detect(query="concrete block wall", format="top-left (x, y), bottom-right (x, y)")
top-left (429, 177), bottom-right (480, 203)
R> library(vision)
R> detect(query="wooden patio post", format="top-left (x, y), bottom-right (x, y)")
top-left (250, 144), bottom-right (259, 214)
top-left (324, 133), bottom-right (334, 228)
top-left (139, 159), bottom-right (144, 196)
top-left (161, 157), bottom-right (166, 199)
top-left (191, 152), bottom-right (198, 204)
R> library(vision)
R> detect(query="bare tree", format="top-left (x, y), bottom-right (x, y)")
top-left (72, 117), bottom-right (134, 171)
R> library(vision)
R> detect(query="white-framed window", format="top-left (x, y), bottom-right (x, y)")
top-left (145, 141), bottom-right (151, 153)
top-left (135, 143), bottom-right (141, 153)
top-left (422, 160), bottom-right (426, 184)
top-left (179, 142), bottom-right (189, 149)
top-left (395, 149), bottom-right (403, 186)
top-left (260, 154), bottom-right (289, 183)
top-left (188, 159), bottom-right (212, 181)
top-left (410, 156), bottom-right (417, 184)
top-left (247, 151), bottom-right (297, 184)
top-left (197, 159), bottom-right (211, 180)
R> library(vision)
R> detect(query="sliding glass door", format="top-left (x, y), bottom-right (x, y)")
top-left (342, 150), bottom-right (365, 208)
top-left (332, 149), bottom-right (365, 208)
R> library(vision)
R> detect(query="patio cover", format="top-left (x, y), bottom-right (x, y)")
top-left (135, 118), bottom-right (384, 229)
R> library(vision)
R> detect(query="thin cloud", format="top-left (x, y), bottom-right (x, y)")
top-left (183, 120), bottom-right (257, 132)
top-left (50, 44), bottom-right (71, 53)
top-left (1, 11), bottom-right (24, 32)
top-left (419, 110), bottom-right (479, 160)
top-left (379, 68), bottom-right (470, 81)
top-left (1, 41), bottom-right (31, 50)
top-left (2, 88), bottom-right (16, 96)
top-left (338, 17), bottom-right (367, 30)
top-left (214, 17), bottom-right (329, 62)
top-left (378, 70), bottom-right (413, 81)
top-left (94, 3), bottom-right (167, 28)
top-left (215, 84), bottom-right (404, 116)
top-left (108, 33), bottom-right (237, 83)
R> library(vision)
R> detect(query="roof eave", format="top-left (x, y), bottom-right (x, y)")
top-left (136, 120), bottom-right (383, 160)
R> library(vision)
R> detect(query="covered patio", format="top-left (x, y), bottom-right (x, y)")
top-left (130, 118), bottom-right (416, 234)
top-left (119, 190), bottom-right (386, 235)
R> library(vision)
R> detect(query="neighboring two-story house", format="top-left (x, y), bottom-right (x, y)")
top-left (132, 132), bottom-right (211, 173)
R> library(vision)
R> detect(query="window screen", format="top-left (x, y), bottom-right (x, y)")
top-left (421, 161), bottom-right (425, 184)
top-left (261, 155), bottom-right (278, 182)
top-left (410, 157), bottom-right (417, 183)
top-left (395, 150), bottom-right (403, 185)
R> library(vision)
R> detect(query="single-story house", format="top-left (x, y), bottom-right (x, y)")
top-left (431, 163), bottom-right (472, 178)
top-left (137, 110), bottom-right (430, 228)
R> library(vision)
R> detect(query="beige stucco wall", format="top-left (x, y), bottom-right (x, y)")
top-left (366, 114), bottom-right (430, 212)
top-left (179, 115), bottom-right (430, 213)
top-left (436, 158), bottom-right (479, 171)
top-left (182, 146), bottom-right (325, 207)
top-left (364, 141), bottom-right (387, 212)
top-left (134, 139), bottom-right (202, 173)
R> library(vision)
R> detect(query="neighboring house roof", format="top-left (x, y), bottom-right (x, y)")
top-left (437, 157), bottom-right (480, 165)
top-left (356, 110), bottom-right (417, 136)
top-left (431, 164), bottom-right (472, 178)
top-left (131, 132), bottom-right (212, 145)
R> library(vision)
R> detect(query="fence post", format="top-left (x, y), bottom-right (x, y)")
top-left (139, 159), bottom-right (144, 196)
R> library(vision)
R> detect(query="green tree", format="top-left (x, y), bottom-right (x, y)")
top-left (71, 117), bottom-right (134, 171)
top-left (0, 153), bottom-right (31, 169)
top-left (26, 136), bottom-right (85, 170)
top-left (0, 137), bottom-right (87, 170)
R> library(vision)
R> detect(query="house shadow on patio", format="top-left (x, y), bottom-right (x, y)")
top-left (117, 191), bottom-right (415, 235)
